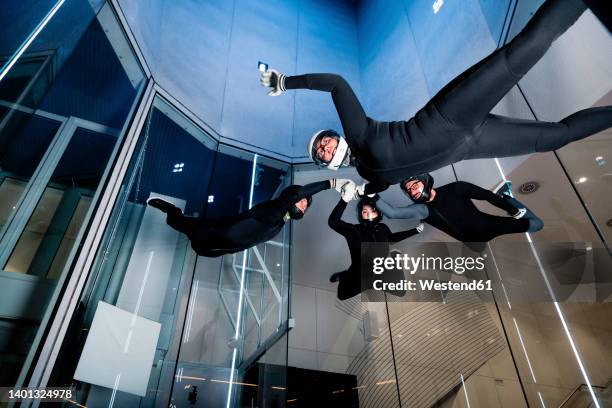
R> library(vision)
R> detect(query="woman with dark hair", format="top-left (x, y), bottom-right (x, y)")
top-left (328, 193), bottom-right (424, 300)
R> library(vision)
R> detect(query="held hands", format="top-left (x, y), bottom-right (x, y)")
top-left (341, 182), bottom-right (358, 202)
top-left (330, 178), bottom-right (353, 192)
top-left (355, 183), bottom-right (376, 198)
top-left (260, 68), bottom-right (286, 96)
top-left (416, 223), bottom-right (425, 233)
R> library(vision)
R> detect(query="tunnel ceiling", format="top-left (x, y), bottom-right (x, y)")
top-left (117, 0), bottom-right (513, 161)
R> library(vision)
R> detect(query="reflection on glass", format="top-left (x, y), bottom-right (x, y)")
top-left (0, 178), bottom-right (26, 231)
top-left (557, 112), bottom-right (612, 246)
top-left (4, 186), bottom-right (63, 274)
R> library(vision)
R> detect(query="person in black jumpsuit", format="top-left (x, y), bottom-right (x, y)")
top-left (147, 181), bottom-right (333, 257)
top-left (328, 196), bottom-right (422, 300)
top-left (262, 0), bottom-right (612, 194)
top-left (377, 174), bottom-right (543, 252)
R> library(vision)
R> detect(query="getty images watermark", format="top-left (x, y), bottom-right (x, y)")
top-left (358, 242), bottom-right (612, 302)
top-left (371, 252), bottom-right (492, 292)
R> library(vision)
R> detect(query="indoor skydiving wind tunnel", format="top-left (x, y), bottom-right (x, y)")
top-left (0, 0), bottom-right (612, 407)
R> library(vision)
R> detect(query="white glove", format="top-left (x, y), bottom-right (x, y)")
top-left (416, 223), bottom-right (425, 233)
top-left (260, 68), bottom-right (286, 96)
top-left (331, 178), bottom-right (353, 193)
top-left (341, 181), bottom-right (358, 203)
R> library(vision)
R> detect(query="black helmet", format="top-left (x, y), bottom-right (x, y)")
top-left (400, 173), bottom-right (434, 203)
top-left (356, 196), bottom-right (383, 226)
top-left (283, 185), bottom-right (313, 220)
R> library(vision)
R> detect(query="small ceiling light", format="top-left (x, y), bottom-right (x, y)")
top-left (208, 195), bottom-right (214, 203)
top-left (433, 0), bottom-right (444, 13)
top-left (595, 156), bottom-right (606, 166)
top-left (173, 163), bottom-right (185, 173)
top-left (577, 177), bottom-right (587, 184)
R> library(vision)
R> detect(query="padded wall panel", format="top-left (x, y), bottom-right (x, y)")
top-left (220, 0), bottom-right (298, 158)
top-left (118, 0), bottom-right (166, 74)
top-left (357, 0), bottom-right (430, 121)
top-left (158, 0), bottom-right (235, 132)
top-left (292, 0), bottom-right (362, 159)
top-left (402, 0), bottom-right (496, 95)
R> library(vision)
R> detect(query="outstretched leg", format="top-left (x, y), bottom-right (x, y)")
top-left (432, 0), bottom-right (586, 128)
top-left (468, 107), bottom-right (612, 158)
top-left (505, 196), bottom-right (544, 233)
top-left (147, 197), bottom-right (210, 237)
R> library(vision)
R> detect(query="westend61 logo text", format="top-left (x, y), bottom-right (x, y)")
top-left (372, 253), bottom-right (486, 275)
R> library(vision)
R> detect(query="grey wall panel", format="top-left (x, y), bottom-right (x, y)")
top-left (518, 10), bottom-right (612, 121)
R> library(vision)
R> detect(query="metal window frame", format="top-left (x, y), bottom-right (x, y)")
top-left (0, 117), bottom-right (119, 267)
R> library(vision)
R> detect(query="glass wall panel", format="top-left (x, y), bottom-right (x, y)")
top-left (0, 1), bottom-right (144, 239)
top-left (0, 0), bottom-right (146, 396)
top-left (556, 92), bottom-right (612, 248)
top-left (453, 151), bottom-right (612, 408)
top-left (46, 96), bottom-right (218, 407)
top-left (170, 146), bottom-right (292, 408)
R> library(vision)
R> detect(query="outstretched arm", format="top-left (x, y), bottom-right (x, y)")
top-left (328, 199), bottom-right (353, 236)
top-left (278, 180), bottom-right (330, 205)
top-left (364, 181), bottom-right (390, 195)
top-left (284, 74), bottom-right (368, 139)
top-left (455, 181), bottom-right (518, 215)
top-left (377, 197), bottom-right (429, 220)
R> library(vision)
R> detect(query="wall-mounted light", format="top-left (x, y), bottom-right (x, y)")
top-left (173, 163), bottom-right (185, 173)
top-left (595, 156), bottom-right (606, 166)
top-left (577, 177), bottom-right (587, 184)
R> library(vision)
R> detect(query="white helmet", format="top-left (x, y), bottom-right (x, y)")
top-left (307, 129), bottom-right (349, 171)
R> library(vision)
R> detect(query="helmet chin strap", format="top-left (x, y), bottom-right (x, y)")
top-left (327, 137), bottom-right (349, 171)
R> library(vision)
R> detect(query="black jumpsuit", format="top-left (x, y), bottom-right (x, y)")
top-left (328, 199), bottom-right (420, 300)
top-left (284, 0), bottom-right (612, 193)
top-left (167, 181), bottom-right (330, 257)
top-left (378, 181), bottom-right (533, 247)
